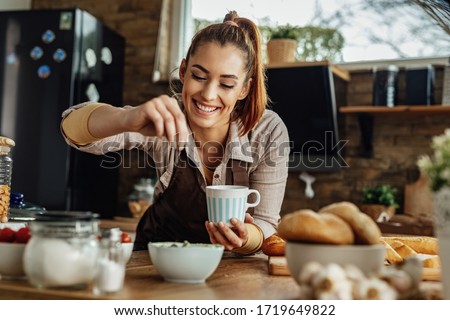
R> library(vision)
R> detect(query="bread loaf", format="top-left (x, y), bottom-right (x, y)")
top-left (381, 236), bottom-right (438, 255)
top-left (319, 201), bottom-right (381, 245)
top-left (277, 209), bottom-right (354, 245)
top-left (261, 233), bottom-right (286, 256)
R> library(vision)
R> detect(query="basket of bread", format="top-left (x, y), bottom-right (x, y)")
top-left (262, 201), bottom-right (440, 299)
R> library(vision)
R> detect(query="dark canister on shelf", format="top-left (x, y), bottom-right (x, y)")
top-left (373, 65), bottom-right (399, 107)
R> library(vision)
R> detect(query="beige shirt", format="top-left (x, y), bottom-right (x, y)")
top-left (61, 103), bottom-right (290, 238)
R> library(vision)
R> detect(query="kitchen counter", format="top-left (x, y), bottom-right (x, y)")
top-left (0, 250), bottom-right (302, 300)
top-left (0, 250), bottom-right (444, 300)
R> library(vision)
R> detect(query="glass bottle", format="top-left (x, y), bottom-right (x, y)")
top-left (23, 211), bottom-right (100, 289)
top-left (0, 136), bottom-right (15, 223)
top-left (128, 177), bottom-right (154, 218)
top-left (94, 227), bottom-right (126, 295)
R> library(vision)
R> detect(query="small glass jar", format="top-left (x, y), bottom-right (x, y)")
top-left (128, 178), bottom-right (154, 218)
top-left (93, 228), bottom-right (125, 295)
top-left (23, 211), bottom-right (99, 289)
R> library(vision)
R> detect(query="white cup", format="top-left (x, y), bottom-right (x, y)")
top-left (206, 185), bottom-right (260, 226)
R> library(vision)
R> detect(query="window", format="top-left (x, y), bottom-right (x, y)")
top-left (154, 0), bottom-right (449, 82)
top-left (190, 0), bottom-right (450, 63)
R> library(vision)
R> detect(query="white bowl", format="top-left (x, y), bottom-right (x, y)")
top-left (0, 222), bottom-right (27, 231)
top-left (0, 242), bottom-right (26, 279)
top-left (122, 242), bottom-right (133, 264)
top-left (285, 242), bottom-right (385, 281)
top-left (148, 242), bottom-right (224, 284)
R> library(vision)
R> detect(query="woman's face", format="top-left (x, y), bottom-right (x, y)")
top-left (180, 42), bottom-right (250, 137)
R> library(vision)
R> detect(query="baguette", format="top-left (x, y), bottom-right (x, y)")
top-left (387, 240), bottom-right (417, 259)
top-left (380, 239), bottom-right (403, 264)
top-left (381, 236), bottom-right (438, 255)
top-left (422, 255), bottom-right (441, 269)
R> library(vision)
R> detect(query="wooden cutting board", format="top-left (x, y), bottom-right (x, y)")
top-left (268, 256), bottom-right (291, 276)
top-left (268, 256), bottom-right (441, 281)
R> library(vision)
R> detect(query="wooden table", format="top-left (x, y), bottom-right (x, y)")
top-left (0, 251), bottom-right (443, 300)
top-left (0, 251), bottom-right (302, 300)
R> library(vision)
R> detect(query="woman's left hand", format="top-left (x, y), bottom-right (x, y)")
top-left (205, 213), bottom-right (254, 251)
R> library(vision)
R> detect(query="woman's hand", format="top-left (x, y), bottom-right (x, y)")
top-left (124, 95), bottom-right (189, 145)
top-left (205, 213), bottom-right (254, 251)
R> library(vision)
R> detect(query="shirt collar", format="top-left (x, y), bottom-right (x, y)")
top-left (183, 120), bottom-right (254, 165)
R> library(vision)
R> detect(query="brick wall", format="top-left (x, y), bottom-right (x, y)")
top-left (283, 67), bottom-right (447, 215)
top-left (32, 0), bottom-right (450, 216)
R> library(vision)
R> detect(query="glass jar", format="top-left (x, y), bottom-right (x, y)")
top-left (8, 192), bottom-right (46, 221)
top-left (128, 178), bottom-right (154, 218)
top-left (23, 211), bottom-right (99, 289)
top-left (0, 136), bottom-right (15, 223)
top-left (93, 228), bottom-right (125, 295)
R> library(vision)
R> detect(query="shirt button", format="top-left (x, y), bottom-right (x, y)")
top-left (214, 174), bottom-right (220, 179)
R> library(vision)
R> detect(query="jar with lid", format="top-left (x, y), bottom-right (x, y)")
top-left (8, 192), bottom-right (46, 221)
top-left (0, 136), bottom-right (15, 223)
top-left (93, 228), bottom-right (126, 295)
top-left (23, 211), bottom-right (100, 289)
top-left (128, 177), bottom-right (154, 218)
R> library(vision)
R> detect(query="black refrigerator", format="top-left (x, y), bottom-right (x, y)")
top-left (0, 8), bottom-right (125, 218)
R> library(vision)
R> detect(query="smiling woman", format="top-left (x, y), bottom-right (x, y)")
top-left (60, 10), bottom-right (290, 256)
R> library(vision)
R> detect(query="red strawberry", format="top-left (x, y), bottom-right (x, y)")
top-left (15, 227), bottom-right (31, 244)
top-left (0, 227), bottom-right (16, 243)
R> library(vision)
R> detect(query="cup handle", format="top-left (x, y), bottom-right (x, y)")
top-left (246, 189), bottom-right (260, 208)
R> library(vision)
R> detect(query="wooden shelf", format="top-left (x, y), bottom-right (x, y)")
top-left (340, 105), bottom-right (450, 158)
top-left (267, 60), bottom-right (350, 82)
top-left (340, 105), bottom-right (450, 115)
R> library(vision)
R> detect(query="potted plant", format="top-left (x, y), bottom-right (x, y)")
top-left (266, 24), bottom-right (299, 64)
top-left (360, 184), bottom-right (399, 221)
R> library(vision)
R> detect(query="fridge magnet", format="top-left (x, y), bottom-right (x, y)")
top-left (60, 12), bottom-right (73, 30)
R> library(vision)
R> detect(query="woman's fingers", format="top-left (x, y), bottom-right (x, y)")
top-left (205, 220), bottom-right (247, 251)
top-left (230, 218), bottom-right (248, 241)
top-left (153, 99), bottom-right (176, 142)
top-left (164, 96), bottom-right (189, 145)
top-left (133, 95), bottom-right (188, 144)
